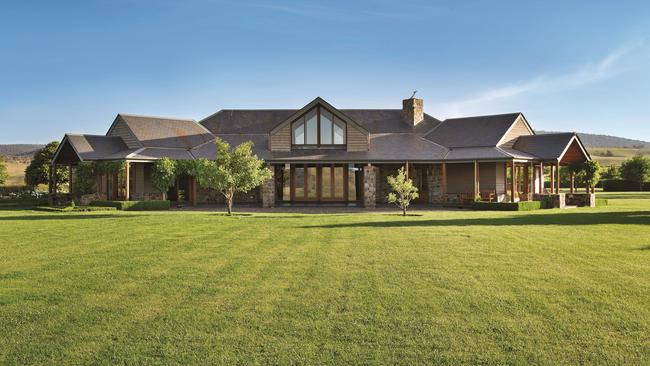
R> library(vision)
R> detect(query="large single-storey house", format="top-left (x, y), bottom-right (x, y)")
top-left (51, 95), bottom-right (591, 208)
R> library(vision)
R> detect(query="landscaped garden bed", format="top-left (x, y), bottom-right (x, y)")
top-left (34, 205), bottom-right (117, 212)
top-left (472, 200), bottom-right (544, 211)
top-left (90, 200), bottom-right (171, 211)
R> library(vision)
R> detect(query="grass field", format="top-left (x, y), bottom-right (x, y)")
top-left (3, 161), bottom-right (28, 186)
top-left (588, 146), bottom-right (650, 166)
top-left (1, 194), bottom-right (649, 364)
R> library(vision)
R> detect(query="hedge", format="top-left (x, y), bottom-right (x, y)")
top-left (472, 201), bottom-right (542, 211)
top-left (90, 200), bottom-right (170, 211)
top-left (34, 206), bottom-right (117, 212)
top-left (601, 179), bottom-right (650, 192)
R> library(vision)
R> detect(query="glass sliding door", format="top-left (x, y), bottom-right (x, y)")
top-left (321, 167), bottom-right (332, 199)
top-left (289, 164), bottom-right (353, 203)
top-left (333, 166), bottom-right (345, 199)
top-left (306, 167), bottom-right (318, 200)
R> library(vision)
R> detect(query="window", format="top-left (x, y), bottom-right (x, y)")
top-left (292, 106), bottom-right (346, 146)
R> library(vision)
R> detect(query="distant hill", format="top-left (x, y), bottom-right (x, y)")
top-left (0, 144), bottom-right (44, 158)
top-left (537, 131), bottom-right (648, 148)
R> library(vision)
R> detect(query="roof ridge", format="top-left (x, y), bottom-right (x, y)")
top-left (65, 133), bottom-right (121, 138)
top-left (118, 113), bottom-right (196, 122)
top-left (444, 112), bottom-right (521, 121)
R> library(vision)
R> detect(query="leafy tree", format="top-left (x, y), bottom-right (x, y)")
top-left (194, 138), bottom-right (272, 215)
top-left (620, 155), bottom-right (650, 191)
top-left (386, 166), bottom-right (419, 216)
top-left (151, 158), bottom-right (177, 199)
top-left (0, 155), bottom-right (8, 185)
top-left (582, 160), bottom-right (601, 193)
top-left (24, 141), bottom-right (68, 189)
top-left (601, 165), bottom-right (619, 180)
top-left (72, 162), bottom-right (97, 197)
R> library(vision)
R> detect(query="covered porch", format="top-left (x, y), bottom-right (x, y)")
top-left (50, 135), bottom-right (201, 206)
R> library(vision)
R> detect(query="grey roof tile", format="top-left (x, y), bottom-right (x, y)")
top-left (118, 114), bottom-right (214, 149)
top-left (513, 133), bottom-right (578, 160)
top-left (66, 134), bottom-right (129, 161)
top-left (425, 113), bottom-right (521, 148)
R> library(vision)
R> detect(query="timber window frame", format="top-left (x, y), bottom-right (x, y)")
top-left (291, 105), bottom-right (346, 147)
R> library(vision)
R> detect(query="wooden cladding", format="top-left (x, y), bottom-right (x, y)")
top-left (269, 124), bottom-right (291, 151)
top-left (270, 115), bottom-right (369, 152)
top-left (108, 117), bottom-right (141, 149)
top-left (346, 124), bottom-right (369, 152)
top-left (499, 116), bottom-right (532, 148)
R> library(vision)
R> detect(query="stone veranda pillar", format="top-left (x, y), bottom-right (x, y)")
top-left (363, 165), bottom-right (377, 208)
top-left (261, 167), bottom-right (275, 208)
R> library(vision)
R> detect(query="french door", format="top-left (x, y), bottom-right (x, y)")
top-left (291, 164), bottom-right (348, 202)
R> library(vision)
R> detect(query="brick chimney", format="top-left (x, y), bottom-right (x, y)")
top-left (402, 92), bottom-right (424, 126)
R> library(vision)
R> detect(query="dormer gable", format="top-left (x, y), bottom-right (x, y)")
top-left (496, 113), bottom-right (534, 148)
top-left (106, 114), bottom-right (143, 149)
top-left (269, 97), bottom-right (369, 152)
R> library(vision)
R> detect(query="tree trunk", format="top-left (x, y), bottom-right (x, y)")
top-left (402, 206), bottom-right (407, 216)
top-left (226, 190), bottom-right (234, 215)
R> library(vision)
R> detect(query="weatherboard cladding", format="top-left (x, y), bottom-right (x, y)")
top-left (107, 118), bottom-right (142, 149)
top-left (499, 116), bottom-right (532, 148)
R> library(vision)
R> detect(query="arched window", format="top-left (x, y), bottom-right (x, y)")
top-left (292, 106), bottom-right (346, 146)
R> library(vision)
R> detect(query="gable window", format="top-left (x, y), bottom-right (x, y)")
top-left (292, 106), bottom-right (346, 146)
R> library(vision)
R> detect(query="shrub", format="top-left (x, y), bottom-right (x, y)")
top-left (0, 186), bottom-right (48, 200)
top-left (472, 201), bottom-right (542, 211)
top-left (595, 198), bottom-right (608, 207)
top-left (601, 179), bottom-right (650, 192)
top-left (34, 206), bottom-right (117, 212)
top-left (90, 200), bottom-right (170, 211)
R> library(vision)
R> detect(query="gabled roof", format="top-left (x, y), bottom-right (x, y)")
top-left (199, 97), bottom-right (442, 136)
top-left (53, 134), bottom-right (129, 163)
top-left (425, 113), bottom-right (522, 148)
top-left (109, 114), bottom-right (215, 149)
top-left (269, 97), bottom-right (369, 135)
top-left (513, 133), bottom-right (591, 161)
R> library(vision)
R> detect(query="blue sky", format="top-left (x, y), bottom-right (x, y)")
top-left (1, 0), bottom-right (649, 143)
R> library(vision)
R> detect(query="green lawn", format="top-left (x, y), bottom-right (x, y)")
top-left (1, 195), bottom-right (649, 364)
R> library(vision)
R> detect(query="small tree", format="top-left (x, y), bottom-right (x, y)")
top-left (151, 158), bottom-right (177, 200)
top-left (386, 166), bottom-right (419, 216)
top-left (582, 160), bottom-right (601, 193)
top-left (24, 141), bottom-right (68, 189)
top-left (620, 155), bottom-right (650, 191)
top-left (194, 138), bottom-right (272, 215)
top-left (0, 155), bottom-right (8, 185)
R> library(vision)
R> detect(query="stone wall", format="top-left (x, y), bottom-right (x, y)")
top-left (566, 193), bottom-right (595, 207)
top-left (534, 193), bottom-right (566, 209)
top-left (428, 164), bottom-right (444, 204)
top-left (376, 164), bottom-right (399, 204)
top-left (363, 165), bottom-right (377, 208)
top-left (261, 172), bottom-right (275, 208)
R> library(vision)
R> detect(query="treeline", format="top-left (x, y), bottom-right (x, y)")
top-left (598, 155), bottom-right (650, 191)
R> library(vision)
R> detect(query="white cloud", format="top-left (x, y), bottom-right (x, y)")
top-left (434, 40), bottom-right (645, 118)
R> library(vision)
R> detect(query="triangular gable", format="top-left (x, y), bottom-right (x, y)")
top-left (52, 135), bottom-right (82, 164)
top-left (269, 97), bottom-right (369, 135)
top-left (106, 114), bottom-right (143, 149)
top-left (558, 134), bottom-right (591, 163)
top-left (496, 113), bottom-right (535, 147)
